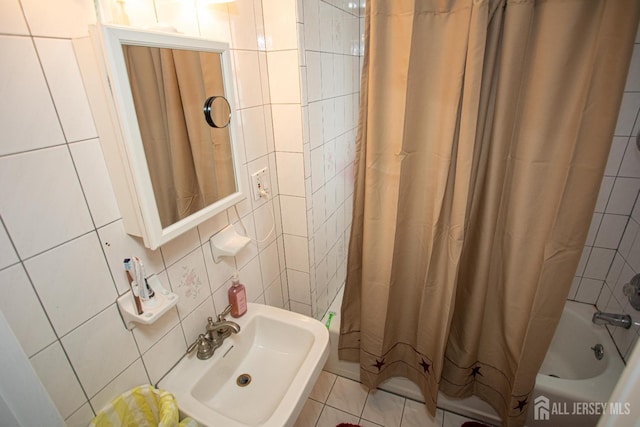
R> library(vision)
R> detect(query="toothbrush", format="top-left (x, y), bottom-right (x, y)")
top-left (123, 258), bottom-right (144, 315)
top-left (133, 256), bottom-right (155, 300)
top-left (132, 256), bottom-right (149, 300)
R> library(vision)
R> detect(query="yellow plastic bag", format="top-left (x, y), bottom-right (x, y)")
top-left (90, 385), bottom-right (198, 427)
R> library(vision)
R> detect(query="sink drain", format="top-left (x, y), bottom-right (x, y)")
top-left (236, 373), bottom-right (252, 387)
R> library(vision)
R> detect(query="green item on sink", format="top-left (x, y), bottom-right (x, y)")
top-left (325, 311), bottom-right (336, 329)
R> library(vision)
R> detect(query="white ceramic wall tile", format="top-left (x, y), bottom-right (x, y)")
top-left (239, 254), bottom-right (264, 301)
top-left (241, 106), bottom-right (269, 162)
top-left (319, 2), bottom-right (334, 53)
top-left (311, 146), bottom-right (326, 192)
top-left (180, 297), bottom-right (216, 346)
top-left (233, 50), bottom-right (263, 109)
top-left (25, 232), bottom-right (117, 336)
top-left (62, 304), bottom-right (139, 397)
top-left (276, 152), bottom-right (306, 196)
top-left (259, 240), bottom-right (281, 287)
top-left (228, 0), bottom-right (259, 50)
top-left (620, 218), bottom-right (639, 265)
top-left (89, 358), bottom-right (149, 414)
top-left (289, 300), bottom-right (312, 316)
top-left (575, 278), bottom-right (604, 305)
top-left (258, 52), bottom-right (271, 102)
top-left (251, 202), bottom-right (276, 251)
top-left (615, 92), bottom-right (640, 136)
top-left (197, 211), bottom-right (230, 242)
top-left (0, 35), bottom-right (66, 156)
top-left (20, 0), bottom-right (96, 38)
top-left (0, 147), bottom-right (93, 259)
top-left (627, 231), bottom-right (640, 272)
top-left (619, 137), bottom-right (640, 178)
top-left (0, 265), bottom-right (56, 357)
top-left (583, 247), bottom-right (616, 280)
top-left (132, 302), bottom-right (180, 354)
top-left (232, 216), bottom-right (259, 269)
top-left (594, 214), bottom-right (628, 249)
top-left (69, 139), bottom-right (120, 228)
top-left (97, 220), bottom-right (165, 295)
top-left (322, 98), bottom-right (336, 140)
top-left (30, 341), bottom-right (86, 419)
top-left (154, 0), bottom-right (199, 35)
top-left (264, 104), bottom-right (276, 152)
top-left (263, 0), bottom-right (298, 50)
top-left (203, 242), bottom-right (237, 293)
top-left (595, 176), bottom-right (614, 213)
top-left (306, 52), bottom-right (323, 102)
top-left (197, 2), bottom-right (232, 42)
top-left (167, 248), bottom-right (212, 318)
top-left (0, 0), bottom-right (28, 35)
top-left (264, 275), bottom-right (285, 308)
top-left (308, 101), bottom-right (325, 149)
top-left (288, 269), bottom-right (311, 304)
top-left (34, 38), bottom-right (97, 143)
top-left (284, 234), bottom-right (310, 272)
top-left (212, 278), bottom-right (233, 315)
top-left (302, 0), bottom-right (320, 51)
top-left (606, 253), bottom-right (625, 289)
top-left (624, 44), bottom-right (640, 92)
top-left (281, 196), bottom-right (308, 236)
top-left (0, 223), bottom-right (18, 270)
top-left (272, 104), bottom-right (304, 152)
top-left (321, 53), bottom-right (335, 98)
top-left (606, 177), bottom-right (640, 215)
top-left (160, 227), bottom-right (201, 267)
top-left (141, 324), bottom-right (186, 384)
top-left (596, 282), bottom-right (612, 310)
top-left (267, 50), bottom-right (301, 103)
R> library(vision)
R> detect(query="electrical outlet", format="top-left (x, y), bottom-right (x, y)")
top-left (250, 167), bottom-right (268, 200)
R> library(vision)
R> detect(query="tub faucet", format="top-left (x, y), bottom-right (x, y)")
top-left (592, 311), bottom-right (632, 329)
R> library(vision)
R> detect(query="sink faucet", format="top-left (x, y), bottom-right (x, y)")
top-left (187, 305), bottom-right (241, 360)
top-left (592, 311), bottom-right (632, 329)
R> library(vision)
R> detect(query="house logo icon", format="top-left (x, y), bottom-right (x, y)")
top-left (534, 395), bottom-right (550, 421)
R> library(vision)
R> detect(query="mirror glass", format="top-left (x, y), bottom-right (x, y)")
top-left (96, 25), bottom-right (245, 249)
top-left (121, 45), bottom-right (235, 228)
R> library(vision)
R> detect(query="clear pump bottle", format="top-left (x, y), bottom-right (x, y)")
top-left (228, 272), bottom-right (247, 318)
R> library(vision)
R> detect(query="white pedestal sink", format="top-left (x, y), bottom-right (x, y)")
top-left (159, 303), bottom-right (330, 427)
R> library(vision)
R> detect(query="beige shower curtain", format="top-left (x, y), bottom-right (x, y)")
top-left (339, 0), bottom-right (640, 425)
top-left (123, 46), bottom-right (235, 228)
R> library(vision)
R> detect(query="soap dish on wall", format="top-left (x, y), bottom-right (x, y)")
top-left (209, 224), bottom-right (251, 263)
top-left (117, 274), bottom-right (178, 330)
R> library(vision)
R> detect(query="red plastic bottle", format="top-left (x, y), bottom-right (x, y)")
top-left (228, 272), bottom-right (247, 318)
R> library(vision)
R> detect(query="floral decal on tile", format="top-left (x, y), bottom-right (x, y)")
top-left (179, 266), bottom-right (203, 299)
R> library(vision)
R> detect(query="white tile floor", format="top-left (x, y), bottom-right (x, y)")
top-left (294, 371), bottom-right (489, 427)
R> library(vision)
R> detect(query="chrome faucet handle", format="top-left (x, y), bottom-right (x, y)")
top-left (217, 304), bottom-right (233, 322)
top-left (187, 334), bottom-right (215, 360)
top-left (623, 274), bottom-right (640, 311)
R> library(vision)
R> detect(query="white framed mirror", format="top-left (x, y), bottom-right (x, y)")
top-left (83, 24), bottom-right (245, 249)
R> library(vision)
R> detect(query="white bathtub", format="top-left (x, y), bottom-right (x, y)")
top-left (322, 290), bottom-right (625, 426)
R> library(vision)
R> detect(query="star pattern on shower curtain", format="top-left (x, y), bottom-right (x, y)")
top-left (373, 358), bottom-right (385, 371)
top-left (419, 359), bottom-right (430, 373)
top-left (513, 398), bottom-right (528, 413)
top-left (469, 366), bottom-right (483, 378)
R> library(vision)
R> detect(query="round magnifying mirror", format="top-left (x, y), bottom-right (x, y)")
top-left (203, 96), bottom-right (231, 128)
